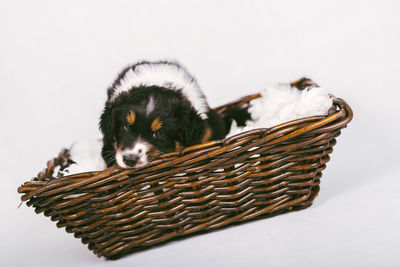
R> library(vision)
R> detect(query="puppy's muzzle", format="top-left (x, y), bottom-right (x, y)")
top-left (116, 140), bottom-right (151, 168)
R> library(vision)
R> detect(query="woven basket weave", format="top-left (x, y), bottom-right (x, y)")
top-left (18, 78), bottom-right (353, 259)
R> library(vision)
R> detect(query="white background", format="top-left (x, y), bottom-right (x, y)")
top-left (1, 0), bottom-right (399, 266)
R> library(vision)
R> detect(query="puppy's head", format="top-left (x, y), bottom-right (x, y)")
top-left (100, 86), bottom-right (204, 168)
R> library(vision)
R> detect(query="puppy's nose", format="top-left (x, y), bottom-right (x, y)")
top-left (123, 154), bottom-right (139, 167)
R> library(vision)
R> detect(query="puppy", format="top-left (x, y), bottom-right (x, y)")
top-left (99, 61), bottom-right (226, 168)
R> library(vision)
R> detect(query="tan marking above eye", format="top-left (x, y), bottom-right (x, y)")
top-left (126, 111), bottom-right (136, 125)
top-left (151, 117), bottom-right (163, 132)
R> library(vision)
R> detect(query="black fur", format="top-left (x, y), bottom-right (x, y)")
top-left (99, 60), bottom-right (255, 168)
top-left (100, 85), bottom-right (226, 168)
top-left (222, 106), bottom-right (252, 134)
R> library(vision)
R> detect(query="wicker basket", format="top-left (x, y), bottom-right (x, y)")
top-left (18, 78), bottom-right (353, 259)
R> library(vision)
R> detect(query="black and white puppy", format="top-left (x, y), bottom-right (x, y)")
top-left (99, 61), bottom-right (226, 168)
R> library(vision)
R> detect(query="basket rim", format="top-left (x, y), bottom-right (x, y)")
top-left (18, 93), bottom-right (352, 202)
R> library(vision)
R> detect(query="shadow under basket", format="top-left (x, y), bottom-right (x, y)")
top-left (18, 79), bottom-right (353, 259)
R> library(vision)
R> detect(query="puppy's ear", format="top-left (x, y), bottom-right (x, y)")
top-left (99, 104), bottom-right (115, 143)
top-left (175, 101), bottom-right (204, 146)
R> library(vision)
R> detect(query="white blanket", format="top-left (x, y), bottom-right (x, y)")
top-left (227, 83), bottom-right (332, 137)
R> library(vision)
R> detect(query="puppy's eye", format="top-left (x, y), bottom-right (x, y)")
top-left (124, 123), bottom-right (131, 130)
top-left (153, 130), bottom-right (163, 138)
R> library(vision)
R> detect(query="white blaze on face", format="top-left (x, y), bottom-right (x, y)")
top-left (146, 95), bottom-right (155, 115)
top-left (115, 140), bottom-right (151, 168)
